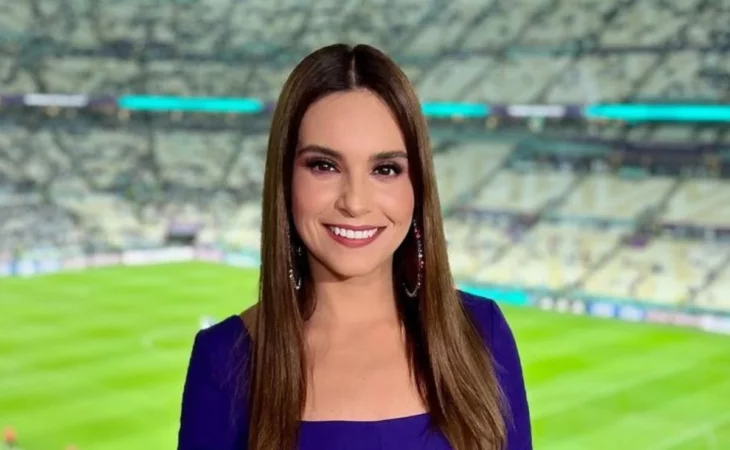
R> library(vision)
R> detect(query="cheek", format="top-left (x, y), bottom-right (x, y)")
top-left (291, 168), bottom-right (332, 225)
top-left (378, 179), bottom-right (415, 224)
top-left (291, 169), bottom-right (314, 221)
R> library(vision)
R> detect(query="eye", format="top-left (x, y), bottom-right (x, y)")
top-left (373, 163), bottom-right (404, 177)
top-left (305, 158), bottom-right (338, 173)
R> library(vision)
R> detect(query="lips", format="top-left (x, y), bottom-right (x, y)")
top-left (324, 224), bottom-right (385, 248)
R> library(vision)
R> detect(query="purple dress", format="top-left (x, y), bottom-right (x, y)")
top-left (178, 291), bottom-right (533, 449)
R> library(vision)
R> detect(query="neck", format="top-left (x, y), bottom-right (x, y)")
top-left (307, 262), bottom-right (399, 328)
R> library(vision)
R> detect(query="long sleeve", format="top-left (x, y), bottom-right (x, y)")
top-left (178, 329), bottom-right (238, 450)
top-left (489, 301), bottom-right (533, 450)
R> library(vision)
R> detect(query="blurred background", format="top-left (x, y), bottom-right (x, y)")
top-left (1, 0), bottom-right (730, 449)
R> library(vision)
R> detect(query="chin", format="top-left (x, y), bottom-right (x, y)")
top-left (321, 258), bottom-right (386, 281)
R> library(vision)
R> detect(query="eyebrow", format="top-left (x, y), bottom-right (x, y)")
top-left (298, 144), bottom-right (408, 162)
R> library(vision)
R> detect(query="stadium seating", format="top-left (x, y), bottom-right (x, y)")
top-left (468, 168), bottom-right (576, 214)
top-left (695, 267), bottom-right (730, 312)
top-left (216, 203), bottom-right (263, 250)
top-left (4, 4), bottom-right (730, 450)
top-left (1, 0), bottom-right (729, 313)
top-left (434, 141), bottom-right (510, 207)
top-left (480, 222), bottom-right (626, 290)
top-left (4, 124), bottom-right (730, 313)
top-left (581, 238), bottom-right (730, 305)
top-left (1, 0), bottom-right (727, 101)
top-left (661, 178), bottom-right (730, 228)
top-left (0, 202), bottom-right (82, 254)
top-left (445, 215), bottom-right (516, 280)
top-left (439, 137), bottom-right (730, 312)
top-left (556, 173), bottom-right (675, 221)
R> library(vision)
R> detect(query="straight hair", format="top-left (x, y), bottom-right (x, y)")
top-left (248, 43), bottom-right (507, 450)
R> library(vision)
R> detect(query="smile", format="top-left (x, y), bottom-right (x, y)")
top-left (324, 224), bottom-right (385, 248)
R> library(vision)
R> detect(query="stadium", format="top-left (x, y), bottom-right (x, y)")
top-left (1, 0), bottom-right (730, 449)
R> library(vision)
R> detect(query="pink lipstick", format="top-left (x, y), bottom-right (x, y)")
top-left (324, 224), bottom-right (385, 248)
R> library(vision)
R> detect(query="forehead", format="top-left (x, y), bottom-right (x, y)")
top-left (298, 89), bottom-right (405, 155)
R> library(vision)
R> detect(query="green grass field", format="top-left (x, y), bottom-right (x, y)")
top-left (2, 262), bottom-right (729, 450)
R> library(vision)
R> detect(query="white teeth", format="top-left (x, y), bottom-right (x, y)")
top-left (328, 226), bottom-right (379, 240)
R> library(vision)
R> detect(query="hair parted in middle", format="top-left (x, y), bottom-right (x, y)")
top-left (247, 43), bottom-right (508, 450)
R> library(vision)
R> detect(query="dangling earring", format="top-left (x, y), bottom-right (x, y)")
top-left (404, 219), bottom-right (423, 298)
top-left (287, 228), bottom-right (302, 292)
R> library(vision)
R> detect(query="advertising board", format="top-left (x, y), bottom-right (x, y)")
top-left (0, 260), bottom-right (12, 277)
top-left (587, 301), bottom-right (618, 319)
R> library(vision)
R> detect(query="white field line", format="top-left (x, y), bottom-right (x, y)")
top-left (531, 357), bottom-right (710, 420)
top-left (647, 412), bottom-right (730, 450)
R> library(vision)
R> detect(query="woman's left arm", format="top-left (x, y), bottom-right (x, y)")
top-left (489, 301), bottom-right (533, 450)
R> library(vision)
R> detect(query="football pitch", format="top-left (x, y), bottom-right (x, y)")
top-left (1, 262), bottom-right (729, 450)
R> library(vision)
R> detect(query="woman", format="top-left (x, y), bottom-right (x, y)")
top-left (178, 43), bottom-right (532, 450)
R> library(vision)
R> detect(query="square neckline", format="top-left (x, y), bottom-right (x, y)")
top-left (235, 315), bottom-right (431, 427)
top-left (300, 412), bottom-right (430, 425)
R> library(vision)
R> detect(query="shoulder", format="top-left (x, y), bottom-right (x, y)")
top-left (458, 290), bottom-right (533, 449)
top-left (191, 313), bottom-right (251, 387)
top-left (179, 314), bottom-right (252, 450)
top-left (457, 289), bottom-right (518, 370)
top-left (458, 290), bottom-right (496, 327)
top-left (458, 289), bottom-right (504, 344)
top-left (195, 314), bottom-right (249, 354)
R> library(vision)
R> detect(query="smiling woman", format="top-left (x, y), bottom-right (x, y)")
top-left (294, 142), bottom-right (406, 249)
top-left (178, 43), bottom-right (532, 450)
top-left (292, 89), bottom-right (415, 280)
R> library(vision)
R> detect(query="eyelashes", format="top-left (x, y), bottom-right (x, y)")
top-left (303, 157), bottom-right (405, 177)
top-left (304, 158), bottom-right (338, 173)
top-left (373, 163), bottom-right (404, 177)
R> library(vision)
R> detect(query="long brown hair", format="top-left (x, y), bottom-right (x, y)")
top-left (248, 43), bottom-right (507, 450)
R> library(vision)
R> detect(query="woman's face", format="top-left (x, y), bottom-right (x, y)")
top-left (291, 89), bottom-right (415, 281)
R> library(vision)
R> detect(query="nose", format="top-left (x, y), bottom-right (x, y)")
top-left (335, 173), bottom-right (372, 218)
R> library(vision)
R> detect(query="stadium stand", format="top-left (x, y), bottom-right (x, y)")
top-left (662, 178), bottom-right (730, 228)
top-left (440, 134), bottom-right (730, 313)
top-left (580, 237), bottom-right (730, 305)
top-left (4, 125), bottom-right (730, 313)
top-left (434, 141), bottom-right (510, 208)
top-left (469, 168), bottom-right (577, 214)
top-left (481, 221), bottom-right (626, 291)
top-left (0, 0), bottom-right (729, 312)
top-left (446, 214), bottom-right (517, 280)
top-left (556, 173), bottom-right (676, 222)
top-left (0, 201), bottom-right (82, 254)
top-left (695, 264), bottom-right (730, 312)
top-left (3, 2), bottom-right (730, 450)
top-left (1, 0), bottom-right (728, 102)
top-left (212, 202), bottom-right (263, 250)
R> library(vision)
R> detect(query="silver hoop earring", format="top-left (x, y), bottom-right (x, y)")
top-left (404, 219), bottom-right (423, 298)
top-left (287, 228), bottom-right (302, 292)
